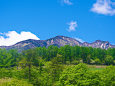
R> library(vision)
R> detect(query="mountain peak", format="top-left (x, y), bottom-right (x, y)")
top-left (51, 35), bottom-right (71, 39)
top-left (95, 40), bottom-right (109, 43)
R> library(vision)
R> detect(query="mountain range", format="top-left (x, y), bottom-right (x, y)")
top-left (0, 36), bottom-right (115, 52)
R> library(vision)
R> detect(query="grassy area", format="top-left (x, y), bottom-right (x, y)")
top-left (0, 78), bottom-right (11, 86)
top-left (88, 65), bottom-right (107, 71)
top-left (63, 64), bottom-right (107, 71)
top-left (89, 67), bottom-right (104, 71)
top-left (0, 78), bottom-right (33, 86)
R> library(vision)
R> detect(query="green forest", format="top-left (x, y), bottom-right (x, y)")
top-left (0, 45), bottom-right (115, 86)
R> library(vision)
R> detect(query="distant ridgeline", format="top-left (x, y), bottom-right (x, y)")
top-left (0, 36), bottom-right (115, 52)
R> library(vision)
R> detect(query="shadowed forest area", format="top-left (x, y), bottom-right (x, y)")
top-left (0, 45), bottom-right (115, 86)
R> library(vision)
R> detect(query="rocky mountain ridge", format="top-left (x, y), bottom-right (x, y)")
top-left (0, 36), bottom-right (115, 52)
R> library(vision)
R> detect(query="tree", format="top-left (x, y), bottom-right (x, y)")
top-left (94, 58), bottom-right (101, 65)
top-left (21, 49), bottom-right (39, 81)
top-left (59, 63), bottom-right (91, 86)
top-left (47, 54), bottom-right (63, 85)
top-left (105, 55), bottom-right (113, 65)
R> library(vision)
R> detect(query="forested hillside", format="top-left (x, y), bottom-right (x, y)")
top-left (0, 45), bottom-right (115, 86)
top-left (0, 45), bottom-right (115, 67)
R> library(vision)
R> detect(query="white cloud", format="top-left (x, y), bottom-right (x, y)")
top-left (91, 0), bottom-right (115, 15)
top-left (67, 21), bottom-right (78, 32)
top-left (62, 0), bottom-right (73, 5)
top-left (75, 37), bottom-right (84, 43)
top-left (0, 31), bottom-right (40, 46)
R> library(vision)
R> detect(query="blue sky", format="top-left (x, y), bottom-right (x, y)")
top-left (0, 0), bottom-right (115, 46)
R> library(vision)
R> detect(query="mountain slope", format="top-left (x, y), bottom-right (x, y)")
top-left (0, 36), bottom-right (115, 52)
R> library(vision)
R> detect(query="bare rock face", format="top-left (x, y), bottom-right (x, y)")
top-left (82, 40), bottom-right (115, 49)
top-left (0, 36), bottom-right (115, 52)
top-left (46, 36), bottom-right (82, 47)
